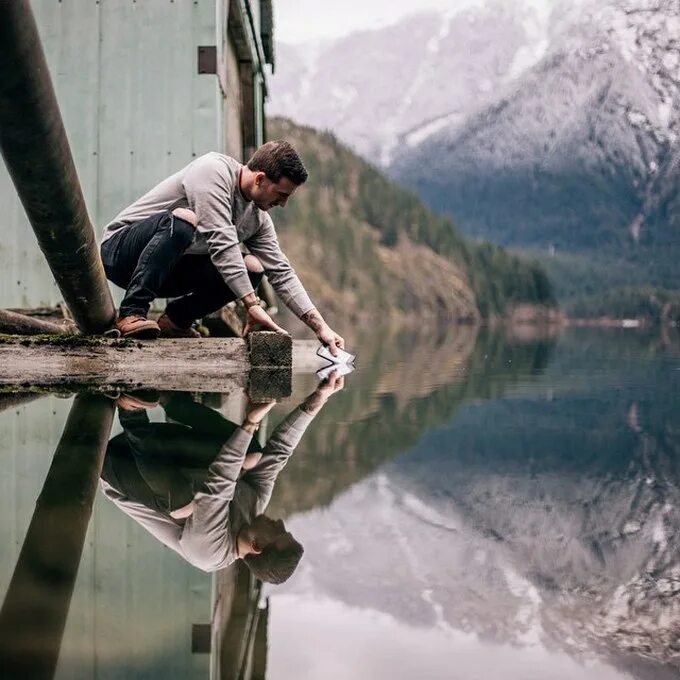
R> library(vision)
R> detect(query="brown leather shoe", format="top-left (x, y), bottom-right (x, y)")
top-left (157, 312), bottom-right (200, 338)
top-left (115, 315), bottom-right (160, 339)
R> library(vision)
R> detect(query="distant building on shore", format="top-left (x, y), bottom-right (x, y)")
top-left (0, 0), bottom-right (274, 309)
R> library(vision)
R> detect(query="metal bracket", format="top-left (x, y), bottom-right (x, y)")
top-left (197, 46), bottom-right (217, 74)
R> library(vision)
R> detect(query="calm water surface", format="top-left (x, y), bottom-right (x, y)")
top-left (0, 327), bottom-right (678, 679)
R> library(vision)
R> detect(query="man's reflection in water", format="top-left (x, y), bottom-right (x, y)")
top-left (100, 373), bottom-right (344, 583)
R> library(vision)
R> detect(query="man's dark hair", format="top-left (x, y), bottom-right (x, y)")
top-left (247, 140), bottom-right (308, 185)
top-left (243, 538), bottom-right (304, 584)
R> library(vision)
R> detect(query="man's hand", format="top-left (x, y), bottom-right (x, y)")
top-left (317, 369), bottom-right (345, 399)
top-left (245, 399), bottom-right (277, 425)
top-left (301, 370), bottom-right (345, 414)
top-left (242, 304), bottom-right (289, 337)
top-left (316, 324), bottom-right (345, 357)
top-left (116, 392), bottom-right (159, 412)
top-left (300, 308), bottom-right (344, 356)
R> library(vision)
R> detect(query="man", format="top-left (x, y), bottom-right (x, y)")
top-left (100, 372), bottom-right (344, 582)
top-left (100, 141), bottom-right (344, 352)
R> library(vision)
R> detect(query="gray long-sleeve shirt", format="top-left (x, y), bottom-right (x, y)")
top-left (102, 152), bottom-right (315, 318)
top-left (100, 407), bottom-right (315, 572)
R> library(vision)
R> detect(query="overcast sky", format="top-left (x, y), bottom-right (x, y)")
top-left (273, 0), bottom-right (489, 44)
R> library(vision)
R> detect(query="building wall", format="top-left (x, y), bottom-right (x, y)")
top-left (0, 0), bottom-right (269, 309)
top-left (224, 38), bottom-right (245, 160)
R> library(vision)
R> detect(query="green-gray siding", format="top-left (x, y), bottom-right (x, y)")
top-left (0, 0), bottom-right (266, 309)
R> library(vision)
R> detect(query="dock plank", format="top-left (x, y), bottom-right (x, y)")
top-left (0, 335), bottom-right (325, 392)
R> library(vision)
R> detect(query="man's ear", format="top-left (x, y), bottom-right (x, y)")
top-left (251, 539), bottom-right (263, 555)
top-left (254, 171), bottom-right (266, 187)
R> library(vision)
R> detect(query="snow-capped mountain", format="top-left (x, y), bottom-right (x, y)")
top-left (269, 0), bottom-right (680, 294)
top-left (390, 0), bottom-right (680, 254)
top-left (269, 0), bottom-right (573, 165)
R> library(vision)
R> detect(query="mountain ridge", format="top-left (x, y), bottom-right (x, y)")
top-left (390, 0), bottom-right (680, 299)
top-left (269, 0), bottom-right (680, 308)
top-left (267, 117), bottom-right (555, 323)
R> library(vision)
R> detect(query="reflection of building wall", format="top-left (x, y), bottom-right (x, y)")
top-left (0, 0), bottom-right (273, 308)
top-left (0, 395), bottom-right (270, 678)
top-left (212, 561), bottom-right (269, 680)
top-left (0, 398), bottom-right (212, 678)
top-left (0, 398), bottom-right (72, 592)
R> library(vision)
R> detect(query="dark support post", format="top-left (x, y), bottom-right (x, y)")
top-left (0, 1), bottom-right (115, 335)
top-left (0, 394), bottom-right (115, 679)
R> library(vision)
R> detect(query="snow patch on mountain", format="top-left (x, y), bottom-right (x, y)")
top-left (384, 0), bottom-right (680, 282)
top-left (404, 112), bottom-right (465, 149)
top-left (507, 0), bottom-right (552, 79)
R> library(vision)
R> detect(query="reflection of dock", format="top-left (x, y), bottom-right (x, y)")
top-left (209, 561), bottom-right (268, 680)
top-left (0, 392), bottom-right (272, 679)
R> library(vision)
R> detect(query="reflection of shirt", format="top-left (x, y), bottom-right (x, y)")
top-left (101, 407), bottom-right (315, 572)
top-left (102, 152), bottom-right (314, 317)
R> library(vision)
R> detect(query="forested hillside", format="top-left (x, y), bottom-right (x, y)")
top-left (268, 118), bottom-right (554, 322)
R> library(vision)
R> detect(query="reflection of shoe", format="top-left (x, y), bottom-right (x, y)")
top-left (115, 315), bottom-right (160, 339)
top-left (158, 312), bottom-right (200, 338)
top-left (116, 390), bottom-right (160, 411)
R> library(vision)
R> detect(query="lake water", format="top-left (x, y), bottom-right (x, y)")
top-left (0, 327), bottom-right (678, 679)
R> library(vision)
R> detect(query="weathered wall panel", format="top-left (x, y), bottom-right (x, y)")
top-left (0, 397), bottom-right (212, 679)
top-left (225, 38), bottom-right (245, 159)
top-left (0, 1), bottom-right (103, 309)
top-left (0, 0), bottom-right (221, 309)
top-left (95, 0), bottom-right (219, 232)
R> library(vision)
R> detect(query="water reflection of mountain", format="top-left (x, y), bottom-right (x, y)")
top-left (282, 346), bottom-right (680, 677)
top-left (269, 327), bottom-right (556, 515)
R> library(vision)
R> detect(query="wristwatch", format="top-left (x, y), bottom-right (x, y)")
top-left (243, 417), bottom-right (260, 432)
top-left (243, 296), bottom-right (262, 310)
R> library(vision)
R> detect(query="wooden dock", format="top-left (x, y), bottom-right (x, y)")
top-left (0, 332), bottom-right (327, 394)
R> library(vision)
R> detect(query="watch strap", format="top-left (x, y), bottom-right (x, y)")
top-left (244, 296), bottom-right (262, 310)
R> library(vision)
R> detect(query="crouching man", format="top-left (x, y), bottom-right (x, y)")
top-left (100, 141), bottom-right (344, 352)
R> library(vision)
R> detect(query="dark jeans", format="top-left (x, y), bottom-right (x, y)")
top-left (102, 394), bottom-right (262, 515)
top-left (100, 211), bottom-right (263, 327)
